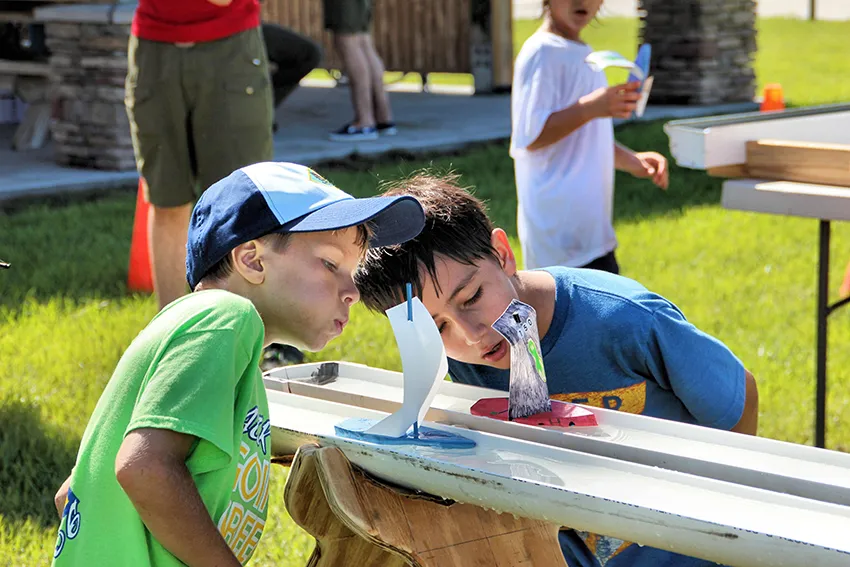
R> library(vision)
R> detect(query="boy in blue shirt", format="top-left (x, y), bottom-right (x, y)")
top-left (355, 173), bottom-right (758, 567)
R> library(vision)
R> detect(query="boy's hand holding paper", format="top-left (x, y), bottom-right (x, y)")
top-left (580, 82), bottom-right (642, 120)
top-left (585, 44), bottom-right (654, 118)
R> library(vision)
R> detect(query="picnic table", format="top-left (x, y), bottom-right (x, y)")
top-left (722, 178), bottom-right (850, 448)
top-left (0, 1), bottom-right (57, 150)
top-left (665, 103), bottom-right (850, 448)
top-left (0, 58), bottom-right (51, 150)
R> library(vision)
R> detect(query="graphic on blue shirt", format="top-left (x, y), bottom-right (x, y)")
top-left (551, 381), bottom-right (646, 413)
top-left (577, 531), bottom-right (631, 565)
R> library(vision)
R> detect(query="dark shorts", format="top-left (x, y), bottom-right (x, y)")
top-left (579, 250), bottom-right (620, 275)
top-left (125, 27), bottom-right (274, 207)
top-left (323, 0), bottom-right (372, 34)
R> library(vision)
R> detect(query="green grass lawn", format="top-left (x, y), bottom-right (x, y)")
top-left (3, 15), bottom-right (850, 567)
top-left (317, 16), bottom-right (850, 107)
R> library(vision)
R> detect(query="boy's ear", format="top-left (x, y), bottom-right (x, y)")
top-left (491, 229), bottom-right (517, 277)
top-left (231, 240), bottom-right (266, 285)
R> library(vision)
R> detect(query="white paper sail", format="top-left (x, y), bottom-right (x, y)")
top-left (365, 297), bottom-right (448, 437)
top-left (585, 50), bottom-right (645, 80)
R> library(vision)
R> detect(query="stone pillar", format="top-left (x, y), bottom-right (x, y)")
top-left (37, 3), bottom-right (136, 170)
top-left (639, 0), bottom-right (757, 105)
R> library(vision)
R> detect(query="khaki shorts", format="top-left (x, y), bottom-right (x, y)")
top-left (323, 0), bottom-right (372, 34)
top-left (125, 27), bottom-right (274, 207)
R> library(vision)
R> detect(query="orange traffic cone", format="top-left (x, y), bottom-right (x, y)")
top-left (760, 83), bottom-right (785, 112)
top-left (127, 178), bottom-right (154, 293)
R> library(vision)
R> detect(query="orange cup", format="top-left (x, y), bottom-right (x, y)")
top-left (761, 83), bottom-right (785, 112)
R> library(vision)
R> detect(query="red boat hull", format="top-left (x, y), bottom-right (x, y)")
top-left (470, 398), bottom-right (598, 428)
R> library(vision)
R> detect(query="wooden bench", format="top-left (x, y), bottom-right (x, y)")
top-left (0, 58), bottom-right (52, 151)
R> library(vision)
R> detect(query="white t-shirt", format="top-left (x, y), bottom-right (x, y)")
top-left (510, 31), bottom-right (615, 269)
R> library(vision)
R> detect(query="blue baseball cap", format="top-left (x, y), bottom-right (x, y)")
top-left (186, 162), bottom-right (425, 288)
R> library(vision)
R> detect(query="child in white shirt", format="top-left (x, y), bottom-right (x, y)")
top-left (510, 0), bottom-right (669, 272)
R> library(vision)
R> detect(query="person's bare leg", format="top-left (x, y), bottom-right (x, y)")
top-left (334, 33), bottom-right (375, 127)
top-left (362, 34), bottom-right (393, 124)
top-left (149, 203), bottom-right (192, 310)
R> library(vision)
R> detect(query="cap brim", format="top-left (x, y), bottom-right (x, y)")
top-left (281, 194), bottom-right (425, 247)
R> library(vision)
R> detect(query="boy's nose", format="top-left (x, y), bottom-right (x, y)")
top-left (341, 278), bottom-right (360, 306)
top-left (458, 318), bottom-right (485, 346)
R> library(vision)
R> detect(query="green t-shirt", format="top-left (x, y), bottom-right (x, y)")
top-left (52, 290), bottom-right (270, 566)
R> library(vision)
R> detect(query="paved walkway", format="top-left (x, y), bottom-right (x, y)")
top-left (0, 82), bottom-right (508, 202)
top-left (514, 0), bottom-right (850, 20)
top-left (0, 80), bottom-right (757, 204)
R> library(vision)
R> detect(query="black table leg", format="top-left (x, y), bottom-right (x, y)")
top-left (815, 220), bottom-right (850, 449)
top-left (816, 220), bottom-right (830, 449)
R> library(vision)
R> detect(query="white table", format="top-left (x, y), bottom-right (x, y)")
top-left (723, 178), bottom-right (850, 448)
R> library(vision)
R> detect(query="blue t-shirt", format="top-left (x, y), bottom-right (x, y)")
top-left (448, 267), bottom-right (746, 567)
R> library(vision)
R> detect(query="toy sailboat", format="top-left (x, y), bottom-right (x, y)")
top-left (335, 287), bottom-right (475, 449)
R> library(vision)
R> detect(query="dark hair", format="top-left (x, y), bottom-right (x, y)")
top-left (355, 172), bottom-right (498, 314)
top-left (197, 224), bottom-right (372, 288)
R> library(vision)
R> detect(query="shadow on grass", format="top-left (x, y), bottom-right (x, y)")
top-left (0, 397), bottom-right (79, 528)
top-left (0, 190), bottom-right (138, 314)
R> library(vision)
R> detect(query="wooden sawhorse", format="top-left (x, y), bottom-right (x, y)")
top-left (280, 445), bottom-right (567, 567)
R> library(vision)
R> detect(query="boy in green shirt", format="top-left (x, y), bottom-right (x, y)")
top-left (50, 162), bottom-right (425, 566)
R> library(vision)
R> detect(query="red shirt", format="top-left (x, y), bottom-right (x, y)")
top-left (132, 0), bottom-right (261, 43)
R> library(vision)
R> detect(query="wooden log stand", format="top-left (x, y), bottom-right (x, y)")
top-left (280, 445), bottom-right (567, 567)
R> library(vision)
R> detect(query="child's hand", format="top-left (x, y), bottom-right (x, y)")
top-left (581, 82), bottom-right (642, 119)
top-left (631, 152), bottom-right (669, 190)
top-left (54, 475), bottom-right (72, 518)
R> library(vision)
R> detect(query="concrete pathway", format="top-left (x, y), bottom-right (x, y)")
top-left (0, 82), bottom-right (508, 203)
